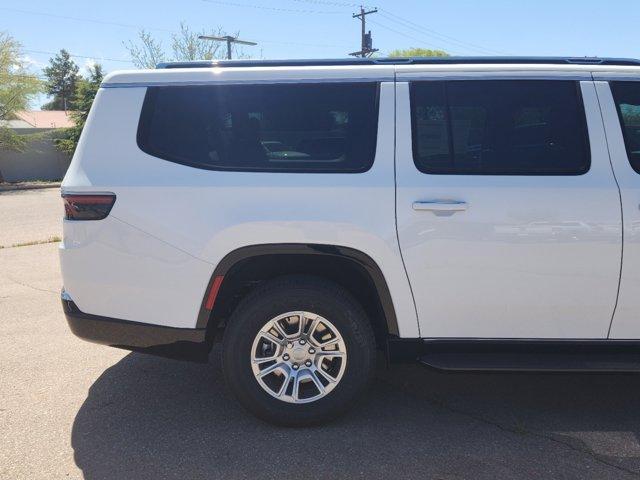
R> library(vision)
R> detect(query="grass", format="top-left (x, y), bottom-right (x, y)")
top-left (0, 236), bottom-right (61, 250)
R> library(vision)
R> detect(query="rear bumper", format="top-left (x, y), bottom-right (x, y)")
top-left (62, 295), bottom-right (210, 363)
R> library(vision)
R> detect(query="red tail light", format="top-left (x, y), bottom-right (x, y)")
top-left (62, 193), bottom-right (116, 221)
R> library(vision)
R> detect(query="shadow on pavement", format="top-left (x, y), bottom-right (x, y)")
top-left (72, 347), bottom-right (640, 480)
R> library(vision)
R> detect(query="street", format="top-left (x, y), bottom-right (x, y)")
top-left (1, 188), bottom-right (640, 479)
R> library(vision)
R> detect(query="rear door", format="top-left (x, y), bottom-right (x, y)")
top-left (596, 77), bottom-right (640, 338)
top-left (395, 72), bottom-right (622, 339)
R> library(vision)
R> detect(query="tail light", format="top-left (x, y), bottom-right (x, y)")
top-left (62, 193), bottom-right (116, 221)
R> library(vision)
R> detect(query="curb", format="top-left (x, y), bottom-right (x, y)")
top-left (0, 183), bottom-right (61, 192)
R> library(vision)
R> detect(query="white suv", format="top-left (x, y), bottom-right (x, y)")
top-left (60, 57), bottom-right (640, 425)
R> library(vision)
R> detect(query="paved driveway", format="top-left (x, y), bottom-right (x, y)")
top-left (1, 188), bottom-right (640, 479)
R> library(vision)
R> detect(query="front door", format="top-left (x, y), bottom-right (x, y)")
top-left (395, 76), bottom-right (622, 339)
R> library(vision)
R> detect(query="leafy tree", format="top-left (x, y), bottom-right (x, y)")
top-left (0, 32), bottom-right (42, 151)
top-left (388, 47), bottom-right (449, 58)
top-left (55, 64), bottom-right (104, 155)
top-left (124, 31), bottom-right (165, 69)
top-left (42, 49), bottom-right (80, 110)
top-left (125, 22), bottom-right (246, 69)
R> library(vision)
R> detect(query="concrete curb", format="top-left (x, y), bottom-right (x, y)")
top-left (0, 183), bottom-right (61, 193)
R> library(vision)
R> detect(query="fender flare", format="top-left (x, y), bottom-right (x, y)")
top-left (196, 243), bottom-right (399, 336)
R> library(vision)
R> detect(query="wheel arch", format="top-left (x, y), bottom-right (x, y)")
top-left (197, 244), bottom-right (399, 345)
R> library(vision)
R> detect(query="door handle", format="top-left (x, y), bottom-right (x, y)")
top-left (412, 200), bottom-right (468, 212)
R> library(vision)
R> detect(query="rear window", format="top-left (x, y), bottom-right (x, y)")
top-left (610, 81), bottom-right (640, 174)
top-left (137, 82), bottom-right (379, 173)
top-left (410, 80), bottom-right (590, 175)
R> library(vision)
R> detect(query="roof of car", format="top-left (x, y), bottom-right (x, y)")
top-left (101, 57), bottom-right (640, 88)
top-left (156, 57), bottom-right (640, 69)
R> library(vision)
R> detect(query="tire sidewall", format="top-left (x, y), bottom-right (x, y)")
top-left (222, 278), bottom-right (375, 426)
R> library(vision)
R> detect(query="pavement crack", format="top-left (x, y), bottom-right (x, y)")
top-left (4, 275), bottom-right (58, 295)
top-left (377, 375), bottom-right (640, 478)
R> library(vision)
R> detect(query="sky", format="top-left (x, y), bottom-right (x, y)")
top-left (3, 0), bottom-right (640, 108)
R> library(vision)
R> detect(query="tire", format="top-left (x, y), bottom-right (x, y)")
top-left (222, 275), bottom-right (377, 426)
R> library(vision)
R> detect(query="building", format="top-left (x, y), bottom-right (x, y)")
top-left (0, 111), bottom-right (74, 183)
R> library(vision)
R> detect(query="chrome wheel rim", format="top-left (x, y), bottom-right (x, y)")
top-left (250, 311), bottom-right (347, 404)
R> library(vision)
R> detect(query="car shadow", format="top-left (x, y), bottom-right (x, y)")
top-left (72, 347), bottom-right (640, 480)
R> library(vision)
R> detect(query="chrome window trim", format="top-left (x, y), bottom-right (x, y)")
top-left (101, 76), bottom-right (391, 89)
top-left (396, 71), bottom-right (592, 81)
top-left (593, 73), bottom-right (640, 81)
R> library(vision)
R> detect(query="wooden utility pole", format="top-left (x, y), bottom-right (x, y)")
top-left (198, 35), bottom-right (257, 60)
top-left (349, 6), bottom-right (378, 58)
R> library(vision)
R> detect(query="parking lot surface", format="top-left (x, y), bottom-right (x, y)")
top-left (2, 188), bottom-right (640, 479)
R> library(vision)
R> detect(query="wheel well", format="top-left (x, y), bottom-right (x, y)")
top-left (204, 248), bottom-right (397, 348)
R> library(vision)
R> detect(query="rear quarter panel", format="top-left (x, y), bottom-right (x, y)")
top-left (61, 78), bottom-right (419, 336)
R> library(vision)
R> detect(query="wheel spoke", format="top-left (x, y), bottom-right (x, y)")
top-left (315, 365), bottom-right (339, 384)
top-left (256, 361), bottom-right (284, 378)
top-left (252, 354), bottom-right (279, 365)
top-left (318, 336), bottom-right (341, 348)
top-left (296, 312), bottom-right (306, 337)
top-left (271, 321), bottom-right (289, 340)
top-left (276, 369), bottom-right (292, 397)
top-left (309, 370), bottom-right (326, 395)
top-left (259, 330), bottom-right (284, 347)
top-left (316, 350), bottom-right (345, 358)
top-left (291, 373), bottom-right (301, 401)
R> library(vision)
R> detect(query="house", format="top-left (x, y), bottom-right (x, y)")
top-left (0, 111), bottom-right (74, 183)
top-left (9, 110), bottom-right (75, 130)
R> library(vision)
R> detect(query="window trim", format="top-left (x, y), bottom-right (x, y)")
top-left (409, 79), bottom-right (592, 176)
top-left (610, 81), bottom-right (640, 175)
top-left (136, 82), bottom-right (381, 174)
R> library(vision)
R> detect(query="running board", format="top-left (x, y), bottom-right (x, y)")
top-left (387, 337), bottom-right (640, 372)
top-left (419, 352), bottom-right (640, 372)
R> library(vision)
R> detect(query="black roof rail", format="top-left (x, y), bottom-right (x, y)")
top-left (156, 56), bottom-right (640, 69)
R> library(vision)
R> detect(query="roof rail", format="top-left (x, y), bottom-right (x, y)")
top-left (156, 56), bottom-right (640, 69)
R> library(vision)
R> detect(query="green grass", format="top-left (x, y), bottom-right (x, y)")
top-left (0, 236), bottom-right (61, 249)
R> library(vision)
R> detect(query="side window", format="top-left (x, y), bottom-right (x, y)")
top-left (410, 80), bottom-right (590, 175)
top-left (137, 82), bottom-right (379, 173)
top-left (610, 81), bottom-right (640, 174)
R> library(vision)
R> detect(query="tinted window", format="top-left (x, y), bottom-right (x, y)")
top-left (410, 80), bottom-right (590, 175)
top-left (611, 81), bottom-right (640, 174)
top-left (137, 83), bottom-right (379, 172)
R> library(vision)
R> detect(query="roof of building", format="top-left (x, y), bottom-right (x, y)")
top-left (12, 111), bottom-right (74, 129)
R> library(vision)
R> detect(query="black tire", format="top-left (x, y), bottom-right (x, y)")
top-left (222, 275), bottom-right (377, 427)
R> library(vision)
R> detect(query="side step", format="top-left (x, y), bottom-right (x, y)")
top-left (419, 352), bottom-right (640, 372)
top-left (388, 337), bottom-right (640, 372)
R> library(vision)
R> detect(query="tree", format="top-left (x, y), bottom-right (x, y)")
top-left (388, 47), bottom-right (449, 58)
top-left (42, 49), bottom-right (80, 110)
top-left (124, 22), bottom-right (245, 69)
top-left (0, 32), bottom-right (41, 151)
top-left (55, 64), bottom-right (104, 155)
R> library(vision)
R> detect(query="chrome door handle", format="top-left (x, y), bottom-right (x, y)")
top-left (412, 200), bottom-right (468, 212)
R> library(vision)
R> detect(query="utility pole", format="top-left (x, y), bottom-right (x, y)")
top-left (198, 35), bottom-right (257, 60)
top-left (349, 5), bottom-right (378, 58)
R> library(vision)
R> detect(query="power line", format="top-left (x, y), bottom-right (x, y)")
top-left (377, 9), bottom-right (508, 55)
top-left (4, 5), bottom-right (349, 53)
top-left (23, 49), bottom-right (133, 64)
top-left (289, 0), bottom-right (507, 56)
top-left (368, 19), bottom-right (463, 55)
top-left (0, 7), bottom-right (172, 33)
top-left (200, 0), bottom-right (342, 14)
top-left (292, 0), bottom-right (366, 7)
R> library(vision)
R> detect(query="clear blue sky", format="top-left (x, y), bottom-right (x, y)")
top-left (3, 0), bottom-right (639, 106)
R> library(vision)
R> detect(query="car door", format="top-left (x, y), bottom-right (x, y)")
top-left (395, 72), bottom-right (622, 339)
top-left (595, 77), bottom-right (640, 339)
